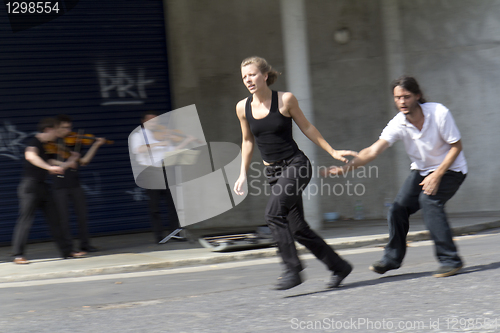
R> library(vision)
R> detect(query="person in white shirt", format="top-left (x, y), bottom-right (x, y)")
top-left (130, 111), bottom-right (195, 243)
top-left (327, 76), bottom-right (467, 278)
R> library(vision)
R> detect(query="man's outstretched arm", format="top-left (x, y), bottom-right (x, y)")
top-left (327, 139), bottom-right (390, 176)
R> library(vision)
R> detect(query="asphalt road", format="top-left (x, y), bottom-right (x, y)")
top-left (1, 230), bottom-right (500, 333)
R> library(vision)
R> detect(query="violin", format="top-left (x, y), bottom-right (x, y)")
top-left (151, 125), bottom-right (202, 144)
top-left (44, 141), bottom-right (72, 159)
top-left (64, 132), bottom-right (114, 146)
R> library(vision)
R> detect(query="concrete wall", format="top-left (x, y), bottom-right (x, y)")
top-left (164, 0), bottom-right (500, 232)
top-left (164, 0), bottom-right (287, 233)
top-left (305, 0), bottom-right (400, 220)
top-left (397, 0), bottom-right (500, 212)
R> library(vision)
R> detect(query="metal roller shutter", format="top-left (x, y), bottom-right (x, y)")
top-left (0, 0), bottom-right (172, 245)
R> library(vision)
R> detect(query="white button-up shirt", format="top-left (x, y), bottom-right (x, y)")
top-left (380, 102), bottom-right (468, 176)
top-left (130, 128), bottom-right (174, 167)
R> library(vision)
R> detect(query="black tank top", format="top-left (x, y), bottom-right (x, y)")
top-left (245, 90), bottom-right (299, 163)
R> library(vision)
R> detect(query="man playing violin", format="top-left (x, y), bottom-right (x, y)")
top-left (52, 114), bottom-right (107, 253)
top-left (130, 111), bottom-right (196, 243)
top-left (12, 118), bottom-right (82, 264)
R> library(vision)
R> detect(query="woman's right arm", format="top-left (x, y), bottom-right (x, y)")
top-left (234, 99), bottom-right (255, 195)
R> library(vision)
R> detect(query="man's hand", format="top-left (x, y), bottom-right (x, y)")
top-left (156, 141), bottom-right (171, 147)
top-left (420, 172), bottom-right (442, 196)
top-left (48, 166), bottom-right (64, 174)
top-left (67, 161), bottom-right (79, 169)
top-left (321, 165), bottom-right (347, 177)
top-left (331, 150), bottom-right (358, 163)
top-left (68, 151), bottom-right (81, 162)
top-left (95, 137), bottom-right (106, 146)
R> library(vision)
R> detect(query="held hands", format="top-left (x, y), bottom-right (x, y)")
top-left (233, 175), bottom-right (246, 196)
top-left (321, 149), bottom-right (358, 177)
top-left (420, 172), bottom-right (442, 196)
top-left (331, 150), bottom-right (358, 163)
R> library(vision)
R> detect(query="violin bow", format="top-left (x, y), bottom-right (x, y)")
top-left (74, 129), bottom-right (84, 154)
top-left (70, 129), bottom-right (85, 172)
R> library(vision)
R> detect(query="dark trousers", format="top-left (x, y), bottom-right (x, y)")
top-left (12, 178), bottom-right (72, 257)
top-left (147, 189), bottom-right (180, 242)
top-left (264, 151), bottom-right (347, 274)
top-left (54, 187), bottom-right (90, 250)
top-left (383, 170), bottom-right (466, 268)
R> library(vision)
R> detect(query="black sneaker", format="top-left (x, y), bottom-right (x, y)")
top-left (274, 271), bottom-right (302, 290)
top-left (369, 260), bottom-right (396, 274)
top-left (327, 262), bottom-right (353, 288)
top-left (433, 265), bottom-right (462, 278)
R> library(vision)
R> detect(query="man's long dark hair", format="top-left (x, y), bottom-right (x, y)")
top-left (391, 76), bottom-right (427, 103)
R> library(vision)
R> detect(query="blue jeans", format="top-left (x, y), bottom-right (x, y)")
top-left (382, 170), bottom-right (466, 268)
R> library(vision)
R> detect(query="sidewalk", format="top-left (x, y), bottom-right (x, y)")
top-left (1, 212), bottom-right (500, 283)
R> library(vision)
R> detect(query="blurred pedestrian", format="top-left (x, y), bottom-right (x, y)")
top-left (130, 111), bottom-right (195, 243)
top-left (52, 114), bottom-right (106, 253)
top-left (327, 76), bottom-right (467, 277)
top-left (234, 56), bottom-right (356, 290)
top-left (12, 118), bottom-right (83, 264)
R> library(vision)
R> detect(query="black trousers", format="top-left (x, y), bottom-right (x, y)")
top-left (12, 178), bottom-right (72, 257)
top-left (54, 186), bottom-right (90, 251)
top-left (264, 151), bottom-right (348, 274)
top-left (147, 189), bottom-right (180, 242)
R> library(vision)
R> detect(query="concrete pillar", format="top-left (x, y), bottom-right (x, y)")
top-left (381, 0), bottom-right (408, 186)
top-left (280, 0), bottom-right (321, 230)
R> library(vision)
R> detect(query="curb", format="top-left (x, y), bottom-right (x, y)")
top-left (1, 221), bottom-right (499, 283)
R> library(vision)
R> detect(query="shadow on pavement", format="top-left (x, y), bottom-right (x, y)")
top-left (284, 261), bottom-right (500, 298)
top-left (284, 271), bottom-right (433, 298)
top-left (459, 261), bottom-right (500, 275)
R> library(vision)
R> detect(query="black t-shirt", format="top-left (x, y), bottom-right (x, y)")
top-left (52, 143), bottom-right (82, 189)
top-left (23, 136), bottom-right (55, 181)
top-left (52, 166), bottom-right (81, 189)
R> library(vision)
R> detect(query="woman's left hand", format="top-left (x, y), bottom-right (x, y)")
top-left (233, 175), bottom-right (247, 196)
top-left (331, 150), bottom-right (358, 163)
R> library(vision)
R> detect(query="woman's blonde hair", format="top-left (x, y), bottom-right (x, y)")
top-left (241, 56), bottom-right (279, 86)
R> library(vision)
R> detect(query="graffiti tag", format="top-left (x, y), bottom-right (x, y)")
top-left (0, 121), bottom-right (34, 161)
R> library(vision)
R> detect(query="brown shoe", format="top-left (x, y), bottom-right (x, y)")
top-left (433, 265), bottom-right (462, 278)
top-left (13, 257), bottom-right (30, 264)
